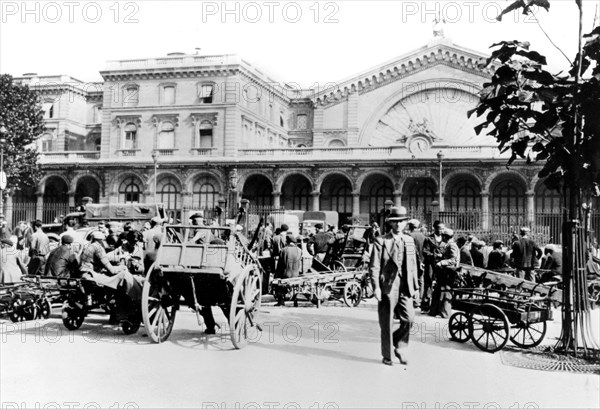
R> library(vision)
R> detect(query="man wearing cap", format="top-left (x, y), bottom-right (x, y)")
top-left (60, 218), bottom-right (86, 254)
top-left (272, 224), bottom-right (289, 266)
top-left (421, 220), bottom-right (446, 311)
top-left (28, 220), bottom-right (50, 275)
top-left (143, 216), bottom-right (164, 273)
top-left (487, 240), bottom-right (507, 270)
top-left (309, 223), bottom-right (334, 262)
top-left (189, 212), bottom-right (212, 244)
top-left (369, 206), bottom-right (419, 366)
top-left (378, 200), bottom-right (395, 235)
top-left (511, 227), bottom-right (542, 281)
top-left (44, 235), bottom-right (79, 278)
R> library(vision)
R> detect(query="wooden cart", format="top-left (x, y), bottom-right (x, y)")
top-left (447, 265), bottom-right (562, 353)
top-left (141, 225), bottom-right (262, 349)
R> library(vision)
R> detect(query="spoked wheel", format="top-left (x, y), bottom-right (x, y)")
top-left (469, 303), bottom-right (510, 353)
top-left (61, 301), bottom-right (85, 330)
top-left (9, 297), bottom-right (36, 322)
top-left (448, 311), bottom-right (470, 343)
top-left (343, 281), bottom-right (362, 307)
top-left (229, 265), bottom-right (262, 349)
top-left (37, 297), bottom-right (52, 319)
top-left (142, 265), bottom-right (177, 343)
top-left (510, 320), bottom-right (547, 348)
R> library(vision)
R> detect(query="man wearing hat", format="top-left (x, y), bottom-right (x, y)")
top-left (28, 220), bottom-right (50, 275)
top-left (511, 227), bottom-right (542, 281)
top-left (274, 234), bottom-right (303, 306)
top-left (369, 206), bottom-right (419, 366)
top-left (487, 240), bottom-right (507, 270)
top-left (143, 216), bottom-right (164, 273)
top-left (406, 219), bottom-right (425, 308)
top-left (309, 223), bottom-right (333, 262)
top-left (378, 200), bottom-right (395, 235)
top-left (429, 228), bottom-right (460, 318)
top-left (44, 235), bottom-right (79, 278)
top-left (189, 212), bottom-right (212, 244)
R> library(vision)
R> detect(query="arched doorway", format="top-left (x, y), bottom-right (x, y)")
top-left (158, 176), bottom-right (182, 222)
top-left (75, 176), bottom-right (100, 205)
top-left (535, 182), bottom-right (563, 244)
top-left (445, 175), bottom-right (482, 230)
top-left (243, 174), bottom-right (273, 207)
top-left (43, 177), bottom-right (70, 223)
top-left (320, 174), bottom-right (352, 225)
top-left (281, 174), bottom-right (311, 211)
top-left (402, 178), bottom-right (436, 221)
top-left (490, 176), bottom-right (528, 235)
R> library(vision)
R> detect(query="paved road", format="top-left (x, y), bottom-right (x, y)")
top-left (1, 299), bottom-right (598, 409)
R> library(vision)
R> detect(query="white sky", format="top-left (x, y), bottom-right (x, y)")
top-left (1, 0), bottom-right (599, 87)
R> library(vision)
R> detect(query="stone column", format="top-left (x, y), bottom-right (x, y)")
top-left (352, 192), bottom-right (360, 220)
top-left (311, 191), bottom-right (320, 211)
top-left (67, 190), bottom-right (76, 208)
top-left (272, 191), bottom-right (281, 208)
top-left (526, 190), bottom-right (535, 225)
top-left (481, 191), bottom-right (489, 230)
top-left (393, 190), bottom-right (402, 208)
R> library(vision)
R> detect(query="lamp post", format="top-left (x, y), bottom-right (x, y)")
top-left (437, 150), bottom-right (444, 211)
top-left (229, 168), bottom-right (238, 219)
top-left (0, 126), bottom-right (7, 219)
top-left (151, 150), bottom-right (159, 204)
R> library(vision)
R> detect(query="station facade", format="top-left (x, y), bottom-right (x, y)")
top-left (10, 36), bottom-right (569, 241)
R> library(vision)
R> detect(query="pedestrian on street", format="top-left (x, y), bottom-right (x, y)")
top-left (143, 216), bottom-right (164, 273)
top-left (369, 206), bottom-right (419, 366)
top-left (510, 227), bottom-right (542, 281)
top-left (429, 228), bottom-right (459, 319)
top-left (28, 219), bottom-right (50, 275)
top-left (308, 223), bottom-right (334, 262)
top-left (421, 220), bottom-right (446, 312)
top-left (486, 240), bottom-right (507, 270)
top-left (406, 219), bottom-right (425, 309)
top-left (456, 236), bottom-right (473, 266)
top-left (44, 235), bottom-right (79, 278)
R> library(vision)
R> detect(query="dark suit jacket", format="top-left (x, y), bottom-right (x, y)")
top-left (511, 237), bottom-right (542, 269)
top-left (369, 233), bottom-right (419, 296)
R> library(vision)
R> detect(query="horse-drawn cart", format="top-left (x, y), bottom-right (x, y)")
top-left (141, 225), bottom-right (262, 349)
top-left (448, 265), bottom-right (562, 353)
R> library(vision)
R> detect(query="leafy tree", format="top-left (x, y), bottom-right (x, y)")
top-left (470, 0), bottom-right (600, 355)
top-left (0, 74), bottom-right (44, 200)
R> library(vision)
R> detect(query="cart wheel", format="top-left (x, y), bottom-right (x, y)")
top-left (121, 320), bottom-right (141, 335)
top-left (142, 265), bottom-right (177, 343)
top-left (331, 260), bottom-right (346, 273)
top-left (448, 312), bottom-right (470, 343)
top-left (469, 303), bottom-right (510, 353)
top-left (8, 297), bottom-right (25, 322)
top-left (343, 281), bottom-right (362, 307)
top-left (61, 301), bottom-right (85, 330)
top-left (229, 265), bottom-right (262, 349)
top-left (510, 320), bottom-right (547, 348)
top-left (37, 297), bottom-right (52, 319)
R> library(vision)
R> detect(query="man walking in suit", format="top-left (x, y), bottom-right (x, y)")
top-left (511, 227), bottom-right (542, 281)
top-left (369, 206), bottom-right (419, 366)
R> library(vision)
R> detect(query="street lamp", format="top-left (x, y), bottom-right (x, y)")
top-left (0, 126), bottom-right (7, 219)
top-left (437, 150), bottom-right (444, 211)
top-left (151, 150), bottom-right (159, 204)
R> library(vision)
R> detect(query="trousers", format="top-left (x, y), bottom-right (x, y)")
top-left (378, 274), bottom-right (415, 360)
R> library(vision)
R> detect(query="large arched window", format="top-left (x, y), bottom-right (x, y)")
top-left (331, 185), bottom-right (352, 213)
top-left (193, 177), bottom-right (219, 208)
top-left (405, 179), bottom-right (436, 211)
top-left (119, 177), bottom-right (141, 203)
top-left (159, 177), bottom-right (180, 210)
top-left (535, 183), bottom-right (562, 213)
top-left (292, 185), bottom-right (310, 210)
top-left (158, 121), bottom-right (175, 149)
top-left (447, 179), bottom-right (481, 209)
top-left (369, 179), bottom-right (393, 215)
top-left (492, 179), bottom-right (526, 211)
top-left (123, 123), bottom-right (137, 149)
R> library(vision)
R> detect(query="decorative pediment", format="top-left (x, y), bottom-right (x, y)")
top-left (114, 115), bottom-right (142, 128)
top-left (191, 113), bottom-right (218, 126)
top-left (151, 114), bottom-right (179, 128)
top-left (312, 40), bottom-right (498, 107)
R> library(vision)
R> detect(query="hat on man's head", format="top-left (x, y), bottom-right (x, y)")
top-left (384, 200), bottom-right (394, 206)
top-left (386, 206), bottom-right (408, 221)
top-left (407, 219), bottom-right (420, 228)
top-left (280, 224), bottom-right (289, 232)
top-left (189, 212), bottom-right (204, 220)
top-left (61, 234), bottom-right (74, 244)
top-left (442, 228), bottom-right (455, 238)
top-left (520, 226), bottom-right (531, 234)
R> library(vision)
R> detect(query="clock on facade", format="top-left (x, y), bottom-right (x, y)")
top-left (408, 136), bottom-right (431, 154)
